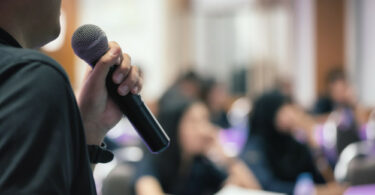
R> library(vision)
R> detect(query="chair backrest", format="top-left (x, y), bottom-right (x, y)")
top-left (334, 141), bottom-right (375, 185)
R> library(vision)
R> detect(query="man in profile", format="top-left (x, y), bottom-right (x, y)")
top-left (0, 0), bottom-right (143, 194)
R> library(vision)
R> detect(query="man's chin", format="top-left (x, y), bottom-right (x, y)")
top-left (52, 24), bottom-right (61, 40)
top-left (38, 25), bottom-right (61, 49)
top-left (50, 24), bottom-right (62, 43)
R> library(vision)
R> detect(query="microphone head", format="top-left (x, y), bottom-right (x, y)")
top-left (71, 24), bottom-right (109, 66)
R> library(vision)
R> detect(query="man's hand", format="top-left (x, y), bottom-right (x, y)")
top-left (78, 42), bottom-right (143, 145)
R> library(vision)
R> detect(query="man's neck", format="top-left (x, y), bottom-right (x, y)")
top-left (0, 20), bottom-right (29, 48)
top-left (0, 4), bottom-right (35, 48)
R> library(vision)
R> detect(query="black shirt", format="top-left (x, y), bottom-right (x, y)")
top-left (312, 95), bottom-right (335, 115)
top-left (0, 29), bottom-right (96, 194)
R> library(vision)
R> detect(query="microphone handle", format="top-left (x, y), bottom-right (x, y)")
top-left (105, 65), bottom-right (170, 153)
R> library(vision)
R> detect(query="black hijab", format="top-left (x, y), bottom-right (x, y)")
top-left (248, 90), bottom-right (324, 183)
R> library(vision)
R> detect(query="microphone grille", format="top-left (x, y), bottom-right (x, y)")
top-left (71, 24), bottom-right (109, 66)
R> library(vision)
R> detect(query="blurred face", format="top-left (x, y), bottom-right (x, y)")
top-left (178, 103), bottom-right (216, 156)
top-left (207, 84), bottom-right (229, 111)
top-left (14, 0), bottom-right (62, 47)
top-left (275, 104), bottom-right (295, 133)
top-left (329, 80), bottom-right (348, 104)
top-left (180, 81), bottom-right (200, 99)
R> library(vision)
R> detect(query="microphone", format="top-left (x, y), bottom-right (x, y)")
top-left (71, 24), bottom-right (170, 154)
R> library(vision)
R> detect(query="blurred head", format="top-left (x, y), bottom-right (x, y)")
top-left (275, 104), bottom-right (296, 133)
top-left (250, 90), bottom-right (292, 138)
top-left (158, 95), bottom-right (215, 158)
top-left (326, 68), bottom-right (349, 104)
top-left (201, 78), bottom-right (229, 112)
top-left (0, 0), bottom-right (62, 48)
top-left (275, 76), bottom-right (293, 98)
top-left (177, 71), bottom-right (202, 99)
top-left (179, 102), bottom-right (215, 156)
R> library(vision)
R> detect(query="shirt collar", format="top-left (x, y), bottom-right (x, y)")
top-left (0, 28), bottom-right (22, 48)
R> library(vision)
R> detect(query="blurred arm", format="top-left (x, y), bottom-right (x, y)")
top-left (289, 105), bottom-right (320, 148)
top-left (135, 176), bottom-right (164, 195)
top-left (315, 182), bottom-right (347, 195)
top-left (206, 135), bottom-right (261, 189)
top-left (224, 159), bottom-right (261, 189)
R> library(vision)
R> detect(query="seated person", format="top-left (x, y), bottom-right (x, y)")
top-left (241, 90), bottom-right (345, 195)
top-left (133, 93), bottom-right (259, 195)
top-left (201, 78), bottom-right (231, 129)
top-left (312, 68), bottom-right (367, 125)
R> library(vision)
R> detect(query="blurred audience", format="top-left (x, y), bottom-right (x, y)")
top-left (100, 68), bottom-right (375, 195)
top-left (240, 90), bottom-right (345, 195)
top-left (133, 92), bottom-right (259, 195)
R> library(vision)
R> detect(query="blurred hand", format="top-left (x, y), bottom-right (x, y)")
top-left (291, 105), bottom-right (316, 131)
top-left (78, 41), bottom-right (143, 145)
top-left (315, 182), bottom-right (347, 195)
top-left (204, 130), bottom-right (261, 189)
top-left (204, 130), bottom-right (228, 166)
top-left (276, 105), bottom-right (301, 133)
top-left (277, 105), bottom-right (319, 147)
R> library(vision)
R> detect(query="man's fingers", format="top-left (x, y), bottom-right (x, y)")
top-left (112, 53), bottom-right (131, 84)
top-left (131, 66), bottom-right (143, 94)
top-left (131, 77), bottom-right (143, 94)
top-left (117, 66), bottom-right (140, 96)
top-left (84, 41), bottom-right (143, 96)
top-left (90, 42), bottom-right (122, 84)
